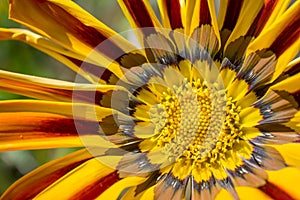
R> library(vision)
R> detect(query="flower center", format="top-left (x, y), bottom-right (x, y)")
top-left (143, 77), bottom-right (245, 167)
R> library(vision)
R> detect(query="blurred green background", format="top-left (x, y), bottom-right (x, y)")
top-left (0, 0), bottom-right (133, 194)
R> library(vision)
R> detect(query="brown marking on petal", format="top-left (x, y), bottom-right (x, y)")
top-left (123, 0), bottom-right (154, 29)
top-left (285, 61), bottom-right (300, 76)
top-left (0, 115), bottom-right (100, 140)
top-left (67, 56), bottom-right (117, 85)
top-left (269, 14), bottom-right (300, 56)
top-left (166, 0), bottom-right (183, 29)
top-left (199, 0), bottom-right (211, 26)
top-left (259, 181), bottom-right (294, 200)
top-left (291, 90), bottom-right (300, 107)
top-left (13, 159), bottom-right (90, 200)
top-left (247, 0), bottom-right (279, 36)
top-left (221, 0), bottom-right (244, 30)
top-left (69, 171), bottom-right (120, 200)
top-left (38, 2), bottom-right (125, 59)
top-left (39, 118), bottom-right (99, 135)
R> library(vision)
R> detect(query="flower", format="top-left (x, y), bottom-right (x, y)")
top-left (0, 0), bottom-right (300, 199)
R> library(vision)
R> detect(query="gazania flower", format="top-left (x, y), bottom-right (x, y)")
top-left (1, 0), bottom-right (300, 199)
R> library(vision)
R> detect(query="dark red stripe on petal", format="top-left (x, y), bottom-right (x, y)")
top-left (40, 118), bottom-right (99, 135)
top-left (291, 90), bottom-right (300, 107)
top-left (199, 0), bottom-right (211, 25)
top-left (67, 56), bottom-right (119, 85)
top-left (41, 2), bottom-right (125, 59)
top-left (285, 61), bottom-right (300, 76)
top-left (123, 0), bottom-right (154, 28)
top-left (248, 0), bottom-right (279, 36)
top-left (70, 171), bottom-right (120, 200)
top-left (166, 0), bottom-right (183, 29)
top-left (14, 159), bottom-right (90, 200)
top-left (259, 181), bottom-right (294, 200)
top-left (0, 116), bottom-right (99, 139)
top-left (222, 0), bottom-right (244, 30)
top-left (269, 14), bottom-right (300, 56)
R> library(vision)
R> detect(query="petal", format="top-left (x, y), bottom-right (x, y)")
top-left (34, 158), bottom-right (116, 199)
top-left (189, 0), bottom-right (221, 55)
top-left (9, 0), bottom-right (135, 59)
top-left (0, 28), bottom-right (99, 83)
top-left (271, 71), bottom-right (300, 94)
top-left (255, 0), bottom-right (291, 36)
top-left (223, 0), bottom-right (264, 46)
top-left (221, 0), bottom-right (292, 67)
top-left (216, 187), bottom-right (273, 200)
top-left (247, 1), bottom-right (300, 81)
top-left (185, 0), bottom-right (196, 35)
top-left (0, 100), bottom-right (114, 121)
top-left (259, 181), bottom-right (295, 200)
top-left (0, 69), bottom-right (121, 104)
top-left (140, 185), bottom-right (155, 200)
top-left (266, 167), bottom-right (300, 199)
top-left (0, 28), bottom-right (85, 61)
top-left (1, 149), bottom-right (94, 200)
top-left (96, 176), bottom-right (147, 199)
top-left (157, 0), bottom-right (184, 30)
top-left (217, 0), bottom-right (245, 32)
top-left (118, 0), bottom-right (161, 34)
top-left (0, 28), bottom-right (147, 83)
top-left (220, 0), bottom-right (263, 65)
top-left (272, 143), bottom-right (300, 167)
top-left (220, 0), bottom-right (290, 39)
top-left (69, 171), bottom-right (119, 200)
top-left (0, 110), bottom-right (102, 151)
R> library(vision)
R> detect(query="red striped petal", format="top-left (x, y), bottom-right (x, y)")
top-left (259, 181), bottom-right (294, 200)
top-left (165, 0), bottom-right (183, 29)
top-left (1, 149), bottom-right (93, 200)
top-left (70, 171), bottom-right (120, 199)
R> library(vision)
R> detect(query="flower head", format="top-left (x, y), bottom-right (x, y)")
top-left (0, 0), bottom-right (300, 199)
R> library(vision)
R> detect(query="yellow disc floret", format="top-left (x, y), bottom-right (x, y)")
top-left (141, 76), bottom-right (252, 181)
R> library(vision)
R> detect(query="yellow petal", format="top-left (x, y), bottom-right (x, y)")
top-left (189, 0), bottom-right (221, 54)
top-left (271, 72), bottom-right (300, 94)
top-left (216, 187), bottom-right (273, 200)
top-left (8, 0), bottom-right (145, 80)
top-left (140, 185), bottom-right (155, 200)
top-left (34, 158), bottom-right (115, 199)
top-left (0, 99), bottom-right (114, 121)
top-left (185, 0), bottom-right (196, 35)
top-left (272, 143), bottom-right (300, 167)
top-left (9, 0), bottom-right (133, 57)
top-left (96, 176), bottom-right (147, 200)
top-left (118, 0), bottom-right (161, 30)
top-left (1, 149), bottom-right (94, 200)
top-left (157, 0), bottom-right (185, 30)
top-left (0, 69), bottom-right (118, 102)
top-left (259, 0), bottom-right (291, 34)
top-left (247, 1), bottom-right (300, 81)
top-left (267, 167), bottom-right (300, 199)
top-left (224, 0), bottom-right (264, 49)
top-left (0, 112), bottom-right (86, 151)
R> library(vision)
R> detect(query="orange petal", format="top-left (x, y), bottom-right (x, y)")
top-left (8, 0), bottom-right (134, 59)
top-left (0, 69), bottom-right (119, 103)
top-left (1, 149), bottom-right (93, 199)
top-left (0, 111), bottom-right (97, 151)
top-left (34, 158), bottom-right (116, 199)
top-left (266, 167), bottom-right (300, 199)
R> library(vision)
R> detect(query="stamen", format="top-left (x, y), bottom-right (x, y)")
top-left (143, 76), bottom-right (250, 173)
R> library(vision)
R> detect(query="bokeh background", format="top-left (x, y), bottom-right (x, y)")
top-left (0, 0), bottom-right (138, 194)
